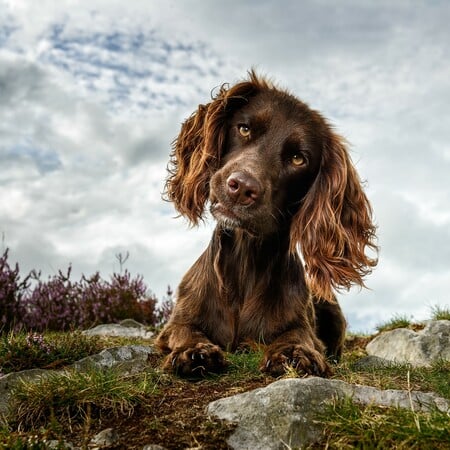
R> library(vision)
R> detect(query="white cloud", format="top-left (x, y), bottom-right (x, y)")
top-left (0, 0), bottom-right (449, 332)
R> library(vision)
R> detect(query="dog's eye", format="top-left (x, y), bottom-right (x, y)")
top-left (291, 154), bottom-right (306, 166)
top-left (238, 124), bottom-right (251, 138)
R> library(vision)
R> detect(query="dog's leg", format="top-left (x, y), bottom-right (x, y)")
top-left (314, 298), bottom-right (347, 363)
top-left (155, 323), bottom-right (227, 377)
top-left (260, 328), bottom-right (332, 377)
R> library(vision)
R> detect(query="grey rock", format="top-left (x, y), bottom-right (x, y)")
top-left (120, 318), bottom-right (146, 328)
top-left (366, 320), bottom-right (450, 366)
top-left (142, 446), bottom-right (167, 450)
top-left (72, 345), bottom-right (155, 375)
top-left (88, 428), bottom-right (119, 448)
top-left (207, 377), bottom-right (449, 450)
top-left (82, 323), bottom-right (154, 339)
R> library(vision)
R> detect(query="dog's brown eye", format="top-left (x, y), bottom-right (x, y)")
top-left (291, 154), bottom-right (305, 166)
top-left (238, 124), bottom-right (251, 138)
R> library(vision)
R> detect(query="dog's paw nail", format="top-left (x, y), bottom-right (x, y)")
top-left (265, 359), bottom-right (272, 368)
top-left (200, 353), bottom-right (205, 360)
top-left (171, 356), bottom-right (178, 367)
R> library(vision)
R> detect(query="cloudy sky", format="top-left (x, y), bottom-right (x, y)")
top-left (0, 0), bottom-right (449, 332)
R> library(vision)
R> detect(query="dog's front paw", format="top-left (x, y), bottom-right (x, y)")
top-left (163, 342), bottom-right (227, 377)
top-left (260, 344), bottom-right (332, 378)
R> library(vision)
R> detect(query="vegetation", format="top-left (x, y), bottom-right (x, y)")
top-left (430, 304), bottom-right (450, 321)
top-left (375, 313), bottom-right (413, 332)
top-left (317, 398), bottom-right (450, 449)
top-left (1, 332), bottom-right (447, 449)
top-left (0, 331), bottom-right (102, 374)
top-left (0, 248), bottom-right (173, 332)
top-left (1, 350), bottom-right (262, 449)
top-left (9, 367), bottom-right (160, 430)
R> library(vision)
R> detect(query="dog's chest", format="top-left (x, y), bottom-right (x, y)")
top-left (216, 294), bottom-right (280, 348)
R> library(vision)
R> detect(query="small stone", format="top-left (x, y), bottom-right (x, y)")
top-left (89, 428), bottom-right (119, 448)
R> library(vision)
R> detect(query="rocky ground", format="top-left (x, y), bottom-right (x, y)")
top-left (0, 319), bottom-right (449, 449)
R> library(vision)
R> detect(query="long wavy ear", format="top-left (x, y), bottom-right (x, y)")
top-left (164, 97), bottom-right (225, 224)
top-left (165, 70), bottom-right (268, 225)
top-left (290, 132), bottom-right (378, 301)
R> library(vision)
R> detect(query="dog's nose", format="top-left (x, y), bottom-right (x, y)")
top-left (226, 172), bottom-right (260, 206)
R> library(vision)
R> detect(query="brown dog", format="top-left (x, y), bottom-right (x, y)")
top-left (156, 72), bottom-right (377, 377)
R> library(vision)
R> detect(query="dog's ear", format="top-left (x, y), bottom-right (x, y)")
top-left (165, 71), bottom-right (268, 225)
top-left (290, 132), bottom-right (378, 301)
top-left (164, 97), bottom-right (226, 224)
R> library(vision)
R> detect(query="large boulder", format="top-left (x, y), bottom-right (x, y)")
top-left (366, 320), bottom-right (450, 366)
top-left (207, 377), bottom-right (448, 450)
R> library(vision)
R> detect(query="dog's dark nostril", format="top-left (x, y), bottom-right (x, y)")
top-left (228, 178), bottom-right (239, 192)
top-left (226, 172), bottom-right (260, 206)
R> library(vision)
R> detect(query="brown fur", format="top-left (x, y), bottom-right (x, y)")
top-left (156, 71), bottom-right (377, 377)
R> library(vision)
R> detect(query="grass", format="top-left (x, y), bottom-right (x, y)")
top-left (226, 347), bottom-right (265, 379)
top-left (0, 309), bottom-right (449, 448)
top-left (430, 304), bottom-right (450, 321)
top-left (375, 304), bottom-right (450, 334)
top-left (0, 331), bottom-right (103, 374)
top-left (8, 367), bottom-right (160, 430)
top-left (375, 313), bottom-right (413, 332)
top-left (315, 398), bottom-right (450, 449)
top-left (334, 358), bottom-right (450, 400)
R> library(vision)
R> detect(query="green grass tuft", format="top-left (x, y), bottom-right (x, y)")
top-left (430, 304), bottom-right (450, 321)
top-left (376, 314), bottom-right (412, 333)
top-left (226, 348), bottom-right (265, 380)
top-left (8, 367), bottom-right (160, 429)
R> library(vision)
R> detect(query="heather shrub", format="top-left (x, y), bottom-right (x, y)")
top-left (23, 267), bottom-right (82, 331)
top-left (0, 249), bottom-right (28, 332)
top-left (77, 270), bottom-right (157, 328)
top-left (0, 248), bottom-right (165, 332)
top-left (23, 268), bottom-right (157, 331)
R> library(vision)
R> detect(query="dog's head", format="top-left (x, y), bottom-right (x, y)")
top-left (165, 71), bottom-right (377, 299)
